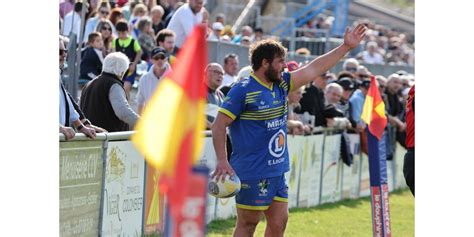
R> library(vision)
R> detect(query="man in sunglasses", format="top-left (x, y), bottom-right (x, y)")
top-left (136, 47), bottom-right (172, 114)
top-left (342, 57), bottom-right (359, 75)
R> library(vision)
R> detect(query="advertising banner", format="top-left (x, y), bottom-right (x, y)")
top-left (297, 135), bottom-right (323, 207)
top-left (101, 141), bottom-right (146, 236)
top-left (345, 134), bottom-right (362, 199)
top-left (367, 130), bottom-right (392, 237)
top-left (60, 141), bottom-right (104, 237)
top-left (215, 196), bottom-right (237, 220)
top-left (197, 137), bottom-right (217, 171)
top-left (341, 161), bottom-right (352, 199)
top-left (285, 135), bottom-right (303, 208)
top-left (386, 160), bottom-right (394, 192)
top-left (359, 154), bottom-right (371, 197)
top-left (394, 143), bottom-right (407, 189)
top-left (143, 164), bottom-right (166, 235)
top-left (206, 195), bottom-right (216, 224)
top-left (320, 134), bottom-right (342, 204)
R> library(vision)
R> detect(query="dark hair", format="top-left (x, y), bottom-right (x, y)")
top-left (115, 20), bottom-right (129, 32)
top-left (249, 39), bottom-right (287, 71)
top-left (156, 29), bottom-right (175, 44)
top-left (337, 71), bottom-right (355, 80)
top-left (74, 2), bottom-right (83, 12)
top-left (224, 53), bottom-right (238, 65)
top-left (109, 8), bottom-right (123, 26)
top-left (88, 32), bottom-right (101, 44)
top-left (254, 27), bottom-right (263, 33)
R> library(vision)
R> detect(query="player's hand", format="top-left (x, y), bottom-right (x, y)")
top-left (212, 159), bottom-right (235, 183)
top-left (343, 24), bottom-right (367, 49)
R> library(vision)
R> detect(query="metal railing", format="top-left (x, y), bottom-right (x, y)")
top-left (206, 40), bottom-right (414, 75)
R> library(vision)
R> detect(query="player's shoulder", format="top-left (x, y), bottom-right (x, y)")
top-left (229, 77), bottom-right (254, 93)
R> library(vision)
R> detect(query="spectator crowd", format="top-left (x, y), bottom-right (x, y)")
top-left (59, 0), bottom-right (414, 164)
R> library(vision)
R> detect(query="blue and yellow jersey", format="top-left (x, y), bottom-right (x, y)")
top-left (219, 72), bottom-right (294, 180)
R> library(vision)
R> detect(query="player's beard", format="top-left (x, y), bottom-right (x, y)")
top-left (265, 65), bottom-right (281, 83)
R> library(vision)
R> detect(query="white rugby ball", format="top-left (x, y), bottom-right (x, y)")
top-left (208, 174), bottom-right (241, 198)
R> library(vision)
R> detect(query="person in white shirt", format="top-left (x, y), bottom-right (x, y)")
top-left (83, 1), bottom-right (111, 43)
top-left (360, 41), bottom-right (385, 64)
top-left (136, 47), bottom-right (172, 114)
top-left (166, 0), bottom-right (204, 49)
top-left (207, 22), bottom-right (224, 41)
top-left (220, 53), bottom-right (239, 88)
top-left (62, 2), bottom-right (85, 43)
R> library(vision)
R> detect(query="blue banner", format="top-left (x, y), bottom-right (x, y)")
top-left (367, 129), bottom-right (392, 237)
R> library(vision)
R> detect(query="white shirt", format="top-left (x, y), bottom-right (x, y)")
top-left (83, 16), bottom-right (99, 43)
top-left (59, 82), bottom-right (79, 126)
top-left (166, 3), bottom-right (203, 48)
top-left (220, 73), bottom-right (236, 88)
top-left (136, 64), bottom-right (172, 109)
top-left (62, 11), bottom-right (82, 43)
top-left (361, 51), bottom-right (384, 65)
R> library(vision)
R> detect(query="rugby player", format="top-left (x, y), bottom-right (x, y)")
top-left (211, 24), bottom-right (367, 237)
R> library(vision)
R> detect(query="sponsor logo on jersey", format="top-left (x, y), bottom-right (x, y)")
top-left (268, 129), bottom-right (286, 157)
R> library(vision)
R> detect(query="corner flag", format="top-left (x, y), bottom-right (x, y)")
top-left (361, 76), bottom-right (387, 140)
top-left (132, 25), bottom-right (208, 217)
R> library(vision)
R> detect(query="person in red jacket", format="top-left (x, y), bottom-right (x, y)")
top-left (404, 85), bottom-right (415, 196)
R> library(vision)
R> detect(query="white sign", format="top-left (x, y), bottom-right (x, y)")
top-left (320, 134), bottom-right (342, 204)
top-left (298, 135), bottom-right (323, 207)
top-left (386, 160), bottom-right (394, 192)
top-left (285, 135), bottom-right (304, 208)
top-left (206, 195), bottom-right (216, 224)
top-left (215, 197), bottom-right (236, 220)
top-left (359, 153), bottom-right (371, 197)
top-left (394, 143), bottom-right (408, 189)
top-left (101, 141), bottom-right (146, 237)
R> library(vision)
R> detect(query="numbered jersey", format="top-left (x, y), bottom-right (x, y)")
top-left (219, 72), bottom-right (294, 180)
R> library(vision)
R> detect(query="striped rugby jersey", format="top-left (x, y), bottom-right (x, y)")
top-left (219, 72), bottom-right (294, 180)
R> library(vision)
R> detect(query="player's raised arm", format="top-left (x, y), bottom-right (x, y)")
top-left (290, 24), bottom-right (367, 91)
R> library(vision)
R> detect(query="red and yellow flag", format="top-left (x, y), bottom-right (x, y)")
top-left (132, 25), bottom-right (208, 215)
top-left (361, 75), bottom-right (387, 140)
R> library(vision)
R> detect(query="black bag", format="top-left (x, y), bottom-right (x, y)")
top-left (340, 132), bottom-right (353, 166)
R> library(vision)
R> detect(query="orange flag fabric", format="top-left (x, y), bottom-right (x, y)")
top-left (361, 75), bottom-right (387, 140)
top-left (132, 25), bottom-right (208, 216)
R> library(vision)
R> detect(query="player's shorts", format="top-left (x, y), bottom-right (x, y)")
top-left (123, 69), bottom-right (137, 85)
top-left (235, 174), bottom-right (288, 211)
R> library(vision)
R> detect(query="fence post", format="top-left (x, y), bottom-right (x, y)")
top-left (97, 134), bottom-right (109, 236)
top-left (318, 131), bottom-right (327, 205)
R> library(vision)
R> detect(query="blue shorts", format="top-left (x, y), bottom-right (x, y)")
top-left (123, 69), bottom-right (137, 84)
top-left (235, 175), bottom-right (288, 211)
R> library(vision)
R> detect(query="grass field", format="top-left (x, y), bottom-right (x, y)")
top-left (207, 189), bottom-right (414, 237)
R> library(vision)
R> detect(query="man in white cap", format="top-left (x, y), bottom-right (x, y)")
top-left (208, 22), bottom-right (224, 41)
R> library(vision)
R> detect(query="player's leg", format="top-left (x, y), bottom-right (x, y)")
top-left (233, 208), bottom-right (263, 237)
top-left (263, 174), bottom-right (289, 237)
top-left (234, 178), bottom-right (272, 236)
top-left (122, 70), bottom-right (136, 100)
top-left (403, 148), bottom-right (415, 196)
top-left (263, 200), bottom-right (288, 237)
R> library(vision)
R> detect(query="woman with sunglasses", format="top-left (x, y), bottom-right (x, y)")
top-left (83, 1), bottom-right (111, 43)
top-left (95, 19), bottom-right (115, 56)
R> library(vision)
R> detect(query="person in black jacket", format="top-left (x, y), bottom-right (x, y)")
top-left (297, 71), bottom-right (331, 127)
top-left (80, 52), bottom-right (139, 132)
top-left (80, 32), bottom-right (104, 80)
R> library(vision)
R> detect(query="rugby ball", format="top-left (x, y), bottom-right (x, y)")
top-left (208, 174), bottom-right (241, 198)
